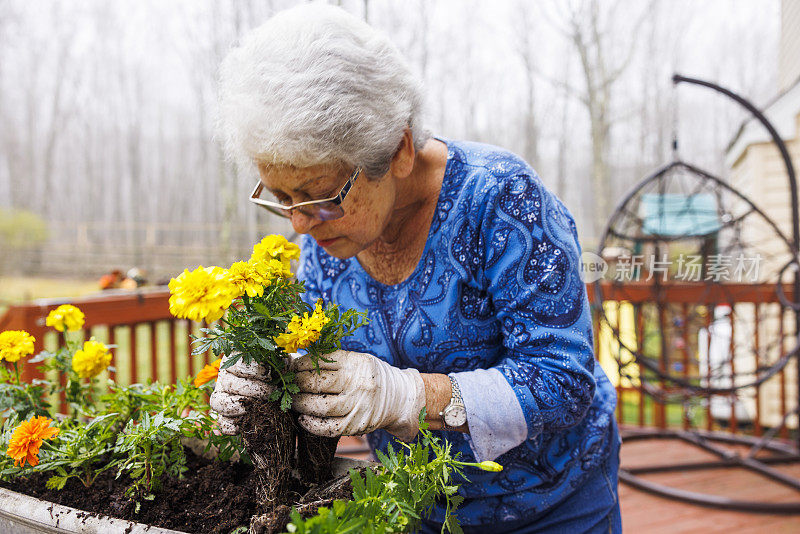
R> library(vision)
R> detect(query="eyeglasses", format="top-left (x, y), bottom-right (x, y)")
top-left (249, 166), bottom-right (362, 221)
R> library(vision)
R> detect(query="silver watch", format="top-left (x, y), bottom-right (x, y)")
top-left (439, 375), bottom-right (467, 429)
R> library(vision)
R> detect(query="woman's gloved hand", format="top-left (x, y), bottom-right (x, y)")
top-left (209, 354), bottom-right (274, 435)
top-left (291, 350), bottom-right (426, 441)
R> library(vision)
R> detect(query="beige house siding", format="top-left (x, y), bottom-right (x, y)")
top-left (727, 0), bottom-right (800, 427)
top-left (729, 128), bottom-right (798, 274)
top-left (780, 0), bottom-right (800, 92)
top-left (727, 127), bottom-right (799, 428)
top-left (731, 134), bottom-right (800, 236)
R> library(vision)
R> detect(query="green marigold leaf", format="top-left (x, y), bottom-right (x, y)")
top-left (46, 475), bottom-right (68, 491)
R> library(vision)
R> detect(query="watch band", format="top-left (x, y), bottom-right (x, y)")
top-left (440, 375), bottom-right (466, 430)
top-left (448, 375), bottom-right (463, 405)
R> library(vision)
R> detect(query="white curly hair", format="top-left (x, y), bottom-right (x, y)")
top-left (217, 3), bottom-right (430, 179)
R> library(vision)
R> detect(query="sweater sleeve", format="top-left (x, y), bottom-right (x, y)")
top-left (451, 170), bottom-right (596, 449)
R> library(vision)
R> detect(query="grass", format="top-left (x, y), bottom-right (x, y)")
top-left (618, 389), bottom-right (706, 428)
top-left (0, 276), bottom-right (99, 315)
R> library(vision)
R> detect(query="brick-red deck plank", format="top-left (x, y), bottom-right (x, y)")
top-left (620, 435), bottom-right (800, 532)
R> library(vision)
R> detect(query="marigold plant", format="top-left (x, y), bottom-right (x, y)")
top-left (45, 304), bottom-right (85, 332)
top-left (0, 329), bottom-right (48, 418)
top-left (173, 234), bottom-right (367, 411)
top-left (0, 330), bottom-right (35, 363)
top-left (226, 260), bottom-right (268, 298)
top-left (27, 306), bottom-right (115, 415)
top-left (6, 416), bottom-right (59, 467)
top-left (274, 300), bottom-right (331, 353)
top-left (71, 339), bottom-right (112, 379)
top-left (251, 234), bottom-right (300, 270)
top-left (168, 266), bottom-right (237, 323)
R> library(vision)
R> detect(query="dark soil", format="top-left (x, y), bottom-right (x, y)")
top-left (1, 447), bottom-right (360, 534)
top-left (296, 428), bottom-right (339, 485)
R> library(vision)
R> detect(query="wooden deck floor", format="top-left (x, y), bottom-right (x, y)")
top-left (619, 434), bottom-right (800, 533)
top-left (337, 433), bottom-right (800, 532)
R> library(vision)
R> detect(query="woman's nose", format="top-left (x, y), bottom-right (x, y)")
top-left (290, 209), bottom-right (319, 235)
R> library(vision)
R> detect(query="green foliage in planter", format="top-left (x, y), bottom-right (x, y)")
top-left (40, 413), bottom-right (120, 490)
top-left (0, 411), bottom-right (120, 489)
top-left (114, 409), bottom-right (205, 499)
top-left (0, 414), bottom-right (22, 474)
top-left (0, 372), bottom-right (246, 507)
top-left (0, 376), bottom-right (50, 420)
top-left (285, 412), bottom-right (496, 534)
top-left (101, 379), bottom-right (209, 427)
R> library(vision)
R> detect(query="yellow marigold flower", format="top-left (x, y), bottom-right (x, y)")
top-left (274, 301), bottom-right (330, 353)
top-left (6, 416), bottom-right (59, 467)
top-left (266, 258), bottom-right (292, 279)
top-left (194, 358), bottom-right (222, 387)
top-left (72, 338), bottom-right (112, 379)
top-left (252, 234), bottom-right (301, 262)
top-left (251, 234), bottom-right (300, 276)
top-left (227, 261), bottom-right (267, 298)
top-left (0, 330), bottom-right (36, 363)
top-left (168, 266), bottom-right (237, 323)
top-left (45, 304), bottom-right (85, 332)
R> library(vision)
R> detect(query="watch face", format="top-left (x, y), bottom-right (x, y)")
top-left (444, 405), bottom-right (467, 427)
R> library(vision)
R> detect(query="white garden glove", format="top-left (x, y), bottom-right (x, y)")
top-left (291, 350), bottom-right (426, 442)
top-left (209, 354), bottom-right (274, 435)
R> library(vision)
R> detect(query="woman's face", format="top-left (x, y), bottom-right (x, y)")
top-left (256, 162), bottom-right (398, 259)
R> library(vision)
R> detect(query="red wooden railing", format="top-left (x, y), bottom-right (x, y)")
top-left (0, 288), bottom-right (213, 398)
top-left (1, 282), bottom-right (797, 438)
top-left (587, 282), bottom-right (799, 437)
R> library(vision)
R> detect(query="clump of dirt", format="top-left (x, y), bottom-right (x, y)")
top-left (240, 397), bottom-right (297, 512)
top-left (297, 428), bottom-right (340, 485)
top-left (239, 398), bottom-right (342, 533)
top-left (248, 467), bottom-right (363, 534)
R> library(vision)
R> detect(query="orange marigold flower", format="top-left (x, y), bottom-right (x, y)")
top-left (194, 358), bottom-right (222, 387)
top-left (6, 416), bottom-right (59, 468)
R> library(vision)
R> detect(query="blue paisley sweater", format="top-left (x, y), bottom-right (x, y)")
top-left (296, 138), bottom-right (617, 527)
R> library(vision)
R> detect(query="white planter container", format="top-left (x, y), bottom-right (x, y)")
top-left (0, 456), bottom-right (370, 534)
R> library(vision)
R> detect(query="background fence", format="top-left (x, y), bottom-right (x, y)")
top-left (0, 288), bottom-right (214, 411)
top-left (588, 282), bottom-right (799, 439)
top-left (3, 220), bottom-right (294, 279)
top-left (1, 281), bottom-right (797, 441)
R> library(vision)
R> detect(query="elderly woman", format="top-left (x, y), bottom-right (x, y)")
top-left (212, 4), bottom-right (620, 533)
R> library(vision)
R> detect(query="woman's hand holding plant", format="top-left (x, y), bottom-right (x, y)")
top-left (291, 350), bottom-right (426, 441)
top-left (210, 355), bottom-right (275, 435)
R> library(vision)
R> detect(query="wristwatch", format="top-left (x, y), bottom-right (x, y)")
top-left (439, 375), bottom-right (467, 429)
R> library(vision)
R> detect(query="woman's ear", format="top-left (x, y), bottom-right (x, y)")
top-left (389, 129), bottom-right (415, 179)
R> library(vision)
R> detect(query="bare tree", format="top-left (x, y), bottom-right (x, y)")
top-left (542, 0), bottom-right (651, 226)
top-left (555, 49), bottom-right (573, 200)
top-left (514, 0), bottom-right (540, 166)
top-left (0, 0), bottom-right (782, 277)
